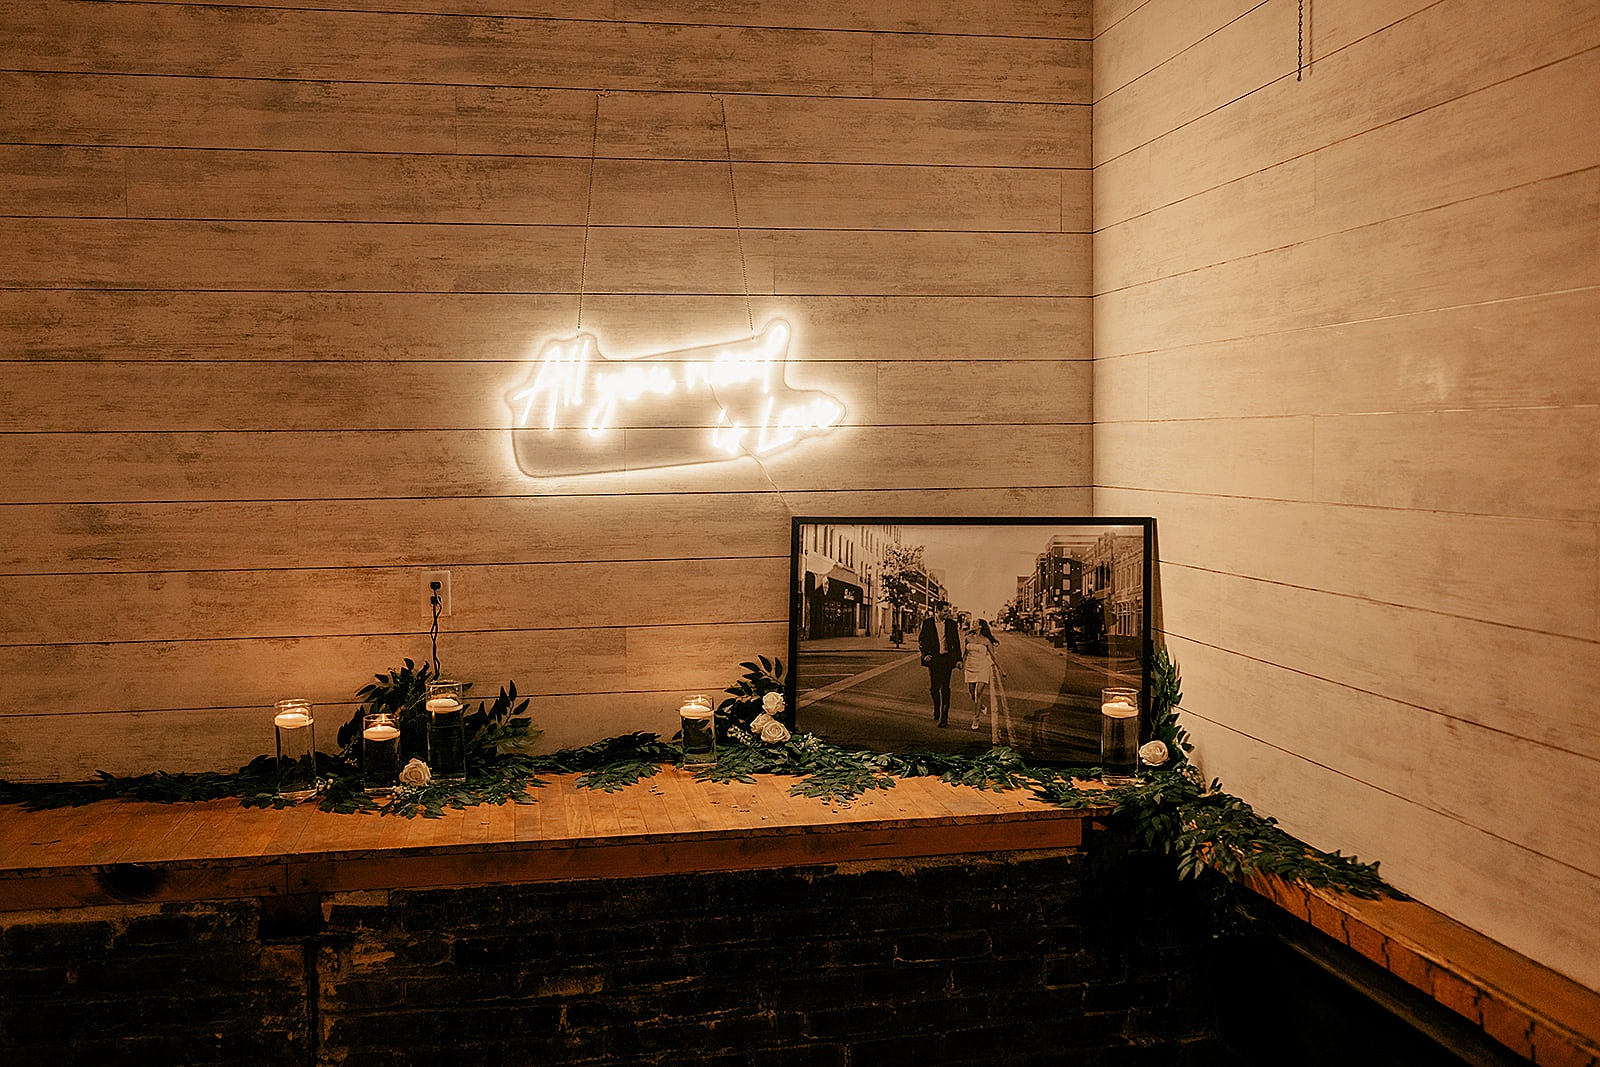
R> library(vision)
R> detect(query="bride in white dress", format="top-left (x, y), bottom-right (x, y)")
top-left (963, 619), bottom-right (1011, 744)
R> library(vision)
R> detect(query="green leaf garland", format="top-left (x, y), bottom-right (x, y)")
top-left (0, 652), bottom-right (1394, 902)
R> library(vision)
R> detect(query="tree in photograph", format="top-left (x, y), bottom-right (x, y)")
top-left (878, 542), bottom-right (927, 636)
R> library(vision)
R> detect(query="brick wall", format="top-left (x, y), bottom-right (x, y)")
top-left (2, 849), bottom-right (1232, 1065)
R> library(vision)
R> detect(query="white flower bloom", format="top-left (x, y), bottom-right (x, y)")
top-left (758, 719), bottom-right (791, 743)
top-left (762, 691), bottom-right (786, 715)
top-left (1138, 740), bottom-right (1170, 767)
top-left (749, 712), bottom-right (774, 733)
top-left (399, 758), bottom-right (432, 787)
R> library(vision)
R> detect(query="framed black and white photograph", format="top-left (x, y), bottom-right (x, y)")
top-left (787, 517), bottom-right (1155, 764)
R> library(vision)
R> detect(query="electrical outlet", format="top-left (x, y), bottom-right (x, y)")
top-left (423, 570), bottom-right (452, 618)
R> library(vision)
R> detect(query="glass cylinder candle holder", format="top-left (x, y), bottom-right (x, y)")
top-left (425, 679), bottom-right (468, 781)
top-left (361, 712), bottom-right (402, 795)
top-left (273, 699), bottom-right (319, 801)
top-left (1100, 687), bottom-right (1141, 786)
top-left (679, 693), bottom-right (716, 766)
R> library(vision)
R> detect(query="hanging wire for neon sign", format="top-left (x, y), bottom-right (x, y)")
top-left (571, 92), bottom-right (758, 341)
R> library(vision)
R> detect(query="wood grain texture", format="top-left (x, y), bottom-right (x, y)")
top-left (0, 1), bottom-right (1085, 102)
top-left (1093, 0), bottom-right (1293, 165)
top-left (1095, 0), bottom-right (1600, 994)
top-left (3, 219), bottom-right (1096, 296)
top-left (1097, 49), bottom-right (1600, 292)
top-left (1174, 694), bottom-right (1600, 994)
top-left (1096, 170), bottom-right (1599, 356)
top-left (0, 292), bottom-right (1091, 362)
top-left (0, 425), bottom-right (1089, 503)
top-left (0, 558), bottom-right (793, 645)
top-left (1094, 0), bottom-right (1600, 225)
top-left (1, 74), bottom-right (1088, 169)
top-left (1170, 638), bottom-right (1600, 880)
top-left (0, 488), bottom-right (1090, 575)
top-left (0, 149), bottom-right (1081, 233)
top-left (1092, 0), bottom-right (1257, 105)
top-left (1099, 487), bottom-right (1598, 640)
top-left (1100, 289), bottom-right (1600, 422)
top-left (1311, 408), bottom-right (1600, 523)
top-left (0, 766), bottom-right (1097, 910)
top-left (1156, 565), bottom-right (1600, 761)
top-left (160, 0), bottom-right (1093, 39)
top-left (1, 359), bottom-right (1088, 432)
top-left (2, 0), bottom-right (1087, 832)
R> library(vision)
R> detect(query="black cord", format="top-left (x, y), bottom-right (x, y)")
top-left (429, 582), bottom-right (442, 676)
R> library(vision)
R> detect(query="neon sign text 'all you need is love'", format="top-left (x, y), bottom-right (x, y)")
top-left (506, 319), bottom-right (844, 478)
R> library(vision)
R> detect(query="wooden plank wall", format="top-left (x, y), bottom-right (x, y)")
top-left (0, 0), bottom-right (1093, 779)
top-left (1092, 0), bottom-right (1600, 991)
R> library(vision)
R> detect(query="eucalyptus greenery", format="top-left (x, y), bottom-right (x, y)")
top-left (0, 649), bottom-right (1393, 903)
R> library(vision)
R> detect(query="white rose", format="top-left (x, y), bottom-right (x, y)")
top-left (399, 758), bottom-right (432, 787)
top-left (762, 691), bottom-right (785, 715)
top-left (758, 719), bottom-right (791, 743)
top-left (749, 712), bottom-right (774, 733)
top-left (1138, 740), bottom-right (1169, 767)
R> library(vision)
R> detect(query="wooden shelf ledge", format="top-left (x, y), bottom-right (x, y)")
top-left (0, 767), bottom-right (1101, 911)
top-left (1242, 871), bottom-right (1600, 1067)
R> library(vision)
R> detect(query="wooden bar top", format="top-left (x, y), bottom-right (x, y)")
top-left (6, 771), bottom-right (1594, 1066)
top-left (0, 768), bottom-right (1099, 911)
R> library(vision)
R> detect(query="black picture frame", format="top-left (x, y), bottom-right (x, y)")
top-left (787, 516), bottom-right (1155, 764)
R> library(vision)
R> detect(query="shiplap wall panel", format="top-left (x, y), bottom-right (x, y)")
top-left (1093, 0), bottom-right (1293, 165)
top-left (2, 74), bottom-right (1089, 169)
top-left (0, 558), bottom-right (794, 646)
top-left (1104, 410), bottom-right (1600, 524)
top-left (3, 359), bottom-right (1089, 431)
top-left (0, 425), bottom-right (1092, 503)
top-left (1097, 171), bottom-right (1598, 356)
top-left (1095, 0), bottom-right (1600, 227)
top-left (0, 293), bottom-right (1091, 363)
top-left (0, 620), bottom-right (789, 723)
top-left (0, 687), bottom-right (783, 780)
top-left (1092, 0), bottom-right (1257, 100)
top-left (0, 151), bottom-right (1080, 233)
top-left (110, 0), bottom-right (1089, 38)
top-left (1099, 489), bottom-right (1598, 642)
top-left (2, 2), bottom-right (1087, 102)
top-left (2, 0), bottom-right (1093, 780)
top-left (1174, 676), bottom-right (1600, 989)
top-left (3, 220), bottom-right (1095, 296)
top-left (1181, 640), bottom-right (1600, 880)
top-left (1097, 290), bottom-right (1600, 423)
top-left (714, 97), bottom-right (1090, 167)
top-left (1095, 0), bottom-right (1600, 991)
top-left (1313, 410), bottom-right (1600, 523)
top-left (1099, 48), bottom-right (1600, 293)
top-left (0, 489), bottom-right (1082, 576)
top-left (1153, 564), bottom-right (1600, 761)
top-left (173, 0), bottom-right (1094, 38)
top-left (554, 426), bottom-right (1093, 496)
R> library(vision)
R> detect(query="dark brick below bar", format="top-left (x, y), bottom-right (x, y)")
top-left (0, 849), bottom-right (1235, 1066)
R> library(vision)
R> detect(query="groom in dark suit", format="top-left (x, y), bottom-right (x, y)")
top-left (918, 601), bottom-right (963, 728)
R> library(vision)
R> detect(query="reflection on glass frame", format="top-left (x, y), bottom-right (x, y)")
top-left (787, 517), bottom-right (1155, 764)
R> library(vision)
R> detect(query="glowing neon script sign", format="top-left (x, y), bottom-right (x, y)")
top-left (505, 319), bottom-right (844, 478)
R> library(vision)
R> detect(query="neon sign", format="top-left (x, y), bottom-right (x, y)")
top-left (506, 319), bottom-right (844, 478)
